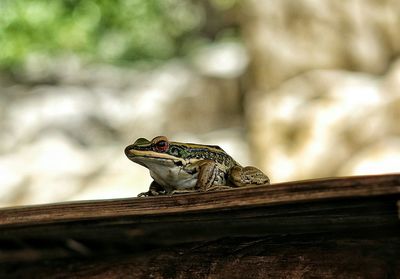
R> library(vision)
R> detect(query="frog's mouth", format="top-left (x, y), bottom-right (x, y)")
top-left (125, 146), bottom-right (184, 168)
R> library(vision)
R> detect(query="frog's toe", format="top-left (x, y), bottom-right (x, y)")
top-left (137, 191), bottom-right (150, 197)
top-left (137, 190), bottom-right (164, 197)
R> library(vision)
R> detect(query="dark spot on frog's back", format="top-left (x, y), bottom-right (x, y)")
top-left (169, 146), bottom-right (180, 157)
top-left (216, 154), bottom-right (225, 164)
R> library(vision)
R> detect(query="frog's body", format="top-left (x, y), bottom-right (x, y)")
top-left (125, 136), bottom-right (270, 196)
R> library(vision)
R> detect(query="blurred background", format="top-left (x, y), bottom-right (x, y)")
top-left (1, 0), bottom-right (400, 207)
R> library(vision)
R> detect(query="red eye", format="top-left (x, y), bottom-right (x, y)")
top-left (154, 140), bottom-right (169, 152)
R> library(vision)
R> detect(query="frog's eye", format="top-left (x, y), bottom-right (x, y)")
top-left (154, 140), bottom-right (169, 152)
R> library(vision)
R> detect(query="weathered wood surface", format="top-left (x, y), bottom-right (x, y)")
top-left (3, 233), bottom-right (399, 279)
top-left (1, 174), bottom-right (400, 226)
top-left (0, 174), bottom-right (399, 278)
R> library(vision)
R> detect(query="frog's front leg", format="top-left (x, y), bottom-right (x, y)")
top-left (137, 181), bottom-right (166, 197)
top-left (229, 165), bottom-right (270, 187)
top-left (190, 160), bottom-right (232, 192)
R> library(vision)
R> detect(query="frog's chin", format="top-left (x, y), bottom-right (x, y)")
top-left (149, 163), bottom-right (198, 190)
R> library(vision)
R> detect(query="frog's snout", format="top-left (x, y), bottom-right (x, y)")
top-left (124, 145), bottom-right (135, 158)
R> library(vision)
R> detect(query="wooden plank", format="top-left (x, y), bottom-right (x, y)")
top-left (1, 174), bottom-right (400, 227)
top-left (0, 174), bottom-right (399, 277)
top-left (3, 234), bottom-right (399, 279)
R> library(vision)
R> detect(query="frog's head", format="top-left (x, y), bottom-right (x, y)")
top-left (125, 136), bottom-right (185, 169)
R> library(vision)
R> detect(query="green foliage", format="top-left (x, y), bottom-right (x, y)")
top-left (0, 0), bottom-right (208, 68)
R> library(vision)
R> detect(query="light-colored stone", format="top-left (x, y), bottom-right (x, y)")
top-left (243, 0), bottom-right (400, 182)
top-left (250, 64), bottom-right (400, 182)
top-left (242, 0), bottom-right (400, 90)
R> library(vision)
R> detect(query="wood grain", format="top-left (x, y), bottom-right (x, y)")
top-left (0, 174), bottom-right (399, 278)
top-left (1, 174), bottom-right (399, 227)
top-left (4, 234), bottom-right (399, 279)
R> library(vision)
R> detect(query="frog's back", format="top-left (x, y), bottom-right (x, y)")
top-left (174, 142), bottom-right (238, 169)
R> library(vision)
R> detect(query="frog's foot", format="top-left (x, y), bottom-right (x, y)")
top-left (137, 181), bottom-right (166, 197)
top-left (137, 191), bottom-right (150, 197)
top-left (229, 166), bottom-right (270, 187)
top-left (137, 191), bottom-right (160, 197)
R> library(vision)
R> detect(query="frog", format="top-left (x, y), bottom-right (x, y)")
top-left (124, 136), bottom-right (270, 196)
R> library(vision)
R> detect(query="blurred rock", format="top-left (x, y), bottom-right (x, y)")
top-left (242, 0), bottom-right (400, 182)
top-left (242, 0), bottom-right (400, 90)
top-left (250, 62), bottom-right (400, 182)
top-left (191, 41), bottom-right (249, 78)
top-left (339, 138), bottom-right (400, 176)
